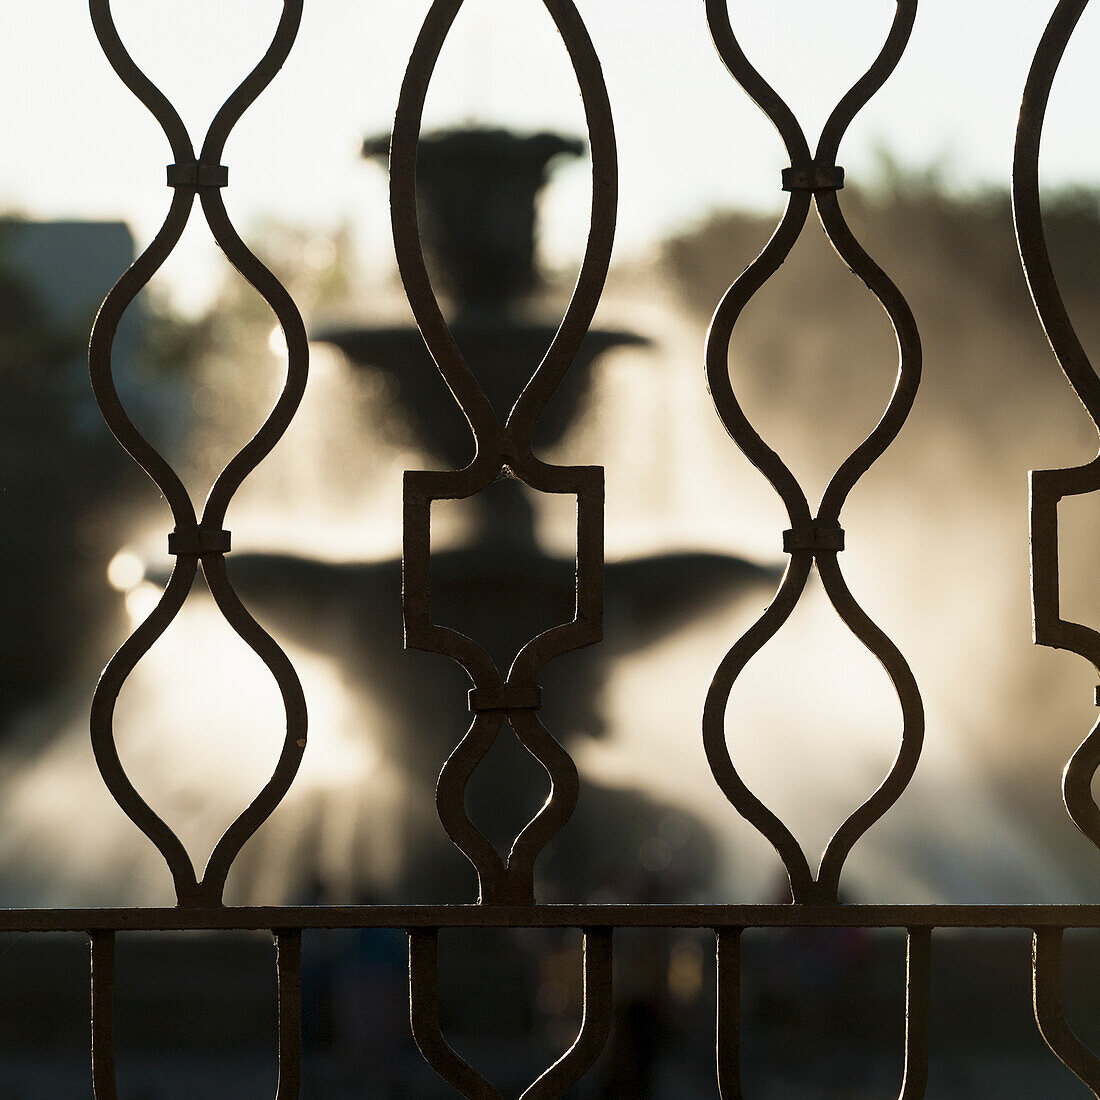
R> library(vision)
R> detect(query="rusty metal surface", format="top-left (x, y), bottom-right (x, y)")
top-left (3, 0), bottom-right (1099, 1096)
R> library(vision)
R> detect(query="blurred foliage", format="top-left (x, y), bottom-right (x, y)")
top-left (661, 169), bottom-right (1100, 470)
top-left (141, 293), bottom-right (216, 380)
top-left (658, 166), bottom-right (1100, 881)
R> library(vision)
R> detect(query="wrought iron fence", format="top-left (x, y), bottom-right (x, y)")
top-left (4, 0), bottom-right (1100, 1095)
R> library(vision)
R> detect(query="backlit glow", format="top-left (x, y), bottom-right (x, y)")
top-left (106, 549), bottom-right (144, 592)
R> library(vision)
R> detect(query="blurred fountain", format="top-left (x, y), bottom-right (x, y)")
top-left (0, 129), bottom-right (772, 908)
top-left (224, 128), bottom-right (774, 905)
top-left (1, 147), bottom-right (1093, 913)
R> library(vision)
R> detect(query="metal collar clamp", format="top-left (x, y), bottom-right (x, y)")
top-left (168, 527), bottom-right (232, 556)
top-left (782, 164), bottom-right (845, 192)
top-left (468, 685), bottom-right (543, 713)
top-left (167, 162), bottom-right (229, 188)
top-left (784, 524), bottom-right (845, 553)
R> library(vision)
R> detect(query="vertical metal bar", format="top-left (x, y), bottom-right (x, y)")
top-left (275, 929), bottom-right (302, 1099)
top-left (899, 927), bottom-right (931, 1099)
top-left (1033, 927), bottom-right (1100, 1096)
top-left (716, 928), bottom-right (743, 1100)
top-left (408, 929), bottom-right (502, 1099)
top-left (90, 930), bottom-right (119, 1100)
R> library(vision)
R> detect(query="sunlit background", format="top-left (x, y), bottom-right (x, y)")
top-left (5, 1), bottom-right (1100, 1094)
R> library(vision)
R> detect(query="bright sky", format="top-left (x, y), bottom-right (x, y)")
top-left (2, 1), bottom-right (1098, 310)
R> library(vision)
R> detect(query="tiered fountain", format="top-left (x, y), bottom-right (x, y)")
top-left (229, 127), bottom-right (770, 904)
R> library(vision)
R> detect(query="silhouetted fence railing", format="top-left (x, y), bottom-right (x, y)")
top-left (5, 0), bottom-right (1100, 1095)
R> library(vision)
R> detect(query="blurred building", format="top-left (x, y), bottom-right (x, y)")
top-left (0, 219), bottom-right (142, 731)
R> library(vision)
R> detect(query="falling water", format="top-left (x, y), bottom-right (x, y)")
top-left (0, 268), bottom-right (1085, 909)
top-left (4, 159), bottom-right (1100, 910)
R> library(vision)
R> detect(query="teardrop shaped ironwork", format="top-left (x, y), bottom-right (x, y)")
top-left (392, 0), bottom-right (616, 905)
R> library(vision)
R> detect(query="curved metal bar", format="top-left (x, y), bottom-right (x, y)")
top-left (703, 558), bottom-right (817, 902)
top-left (520, 929), bottom-right (613, 1099)
top-left (409, 930), bottom-right (504, 1099)
top-left (717, 925), bottom-right (928, 1100)
top-left (87, 0), bottom-right (193, 163)
top-left (390, 0), bottom-right (503, 467)
top-left (505, 0), bottom-right (618, 448)
top-left (816, 1), bottom-right (918, 168)
top-left (816, 554), bottom-right (924, 900)
top-left (89, 191), bottom-right (197, 526)
top-left (704, 0), bottom-right (811, 169)
top-left (1030, 467), bottom-right (1100, 672)
top-left (434, 706), bottom-right (581, 907)
top-left (507, 457), bottom-right (604, 675)
top-left (1064, 716), bottom-right (1100, 849)
top-left (96, 929), bottom-right (303, 1100)
top-left (424, 465), bottom-right (600, 902)
top-left (704, 193), bottom-right (814, 529)
top-left (410, 928), bottom-right (611, 1099)
top-left (899, 927), bottom-right (931, 1100)
top-left (1014, 0), bottom-right (1100, 423)
top-left (815, 193), bottom-right (922, 523)
top-left (1015, 0), bottom-right (1100, 851)
top-left (88, 0), bottom-right (309, 905)
top-left (702, 0), bottom-right (923, 902)
top-left (200, 190), bottom-right (309, 526)
top-left (201, 0), bottom-right (303, 165)
top-left (403, 469), bottom-right (506, 687)
top-left (91, 561), bottom-right (202, 903)
top-left (90, 931), bottom-right (119, 1100)
top-left (436, 713), bottom-right (511, 903)
top-left (197, 557), bottom-right (307, 906)
top-left (1033, 928), bottom-right (1100, 1096)
top-left (505, 710), bottom-right (582, 903)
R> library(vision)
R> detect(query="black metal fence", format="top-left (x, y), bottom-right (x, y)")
top-left (4, 0), bottom-right (1100, 1095)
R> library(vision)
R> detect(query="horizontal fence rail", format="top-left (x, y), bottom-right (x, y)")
top-left (9, 911), bottom-right (1100, 1097)
top-left (1, 0), bottom-right (1099, 1096)
top-left (10, 903), bottom-right (1100, 932)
